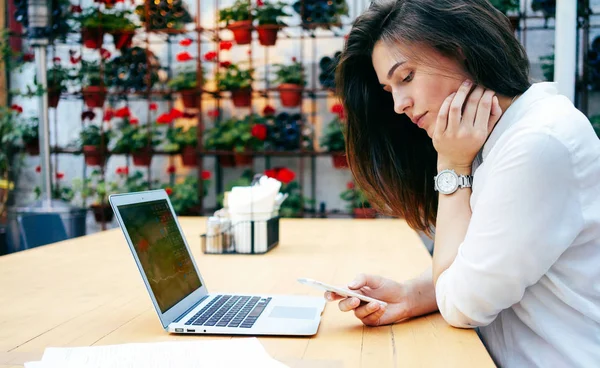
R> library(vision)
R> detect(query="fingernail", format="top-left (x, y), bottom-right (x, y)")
top-left (368, 303), bottom-right (379, 312)
top-left (325, 293), bottom-right (332, 301)
top-left (494, 96), bottom-right (499, 104)
top-left (463, 80), bottom-right (472, 87)
top-left (348, 281), bottom-right (358, 288)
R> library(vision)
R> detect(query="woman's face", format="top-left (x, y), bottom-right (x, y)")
top-left (371, 40), bottom-right (469, 138)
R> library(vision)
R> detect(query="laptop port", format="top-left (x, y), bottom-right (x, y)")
top-left (187, 329), bottom-right (195, 332)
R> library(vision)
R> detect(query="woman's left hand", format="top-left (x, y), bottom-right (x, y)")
top-left (433, 80), bottom-right (503, 171)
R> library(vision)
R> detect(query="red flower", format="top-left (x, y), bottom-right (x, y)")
top-left (264, 169), bottom-right (277, 178)
top-left (149, 102), bottom-right (158, 111)
top-left (10, 104), bottom-right (23, 114)
top-left (219, 61), bottom-right (231, 68)
top-left (201, 170), bottom-right (211, 180)
top-left (81, 110), bottom-right (96, 121)
top-left (35, 165), bottom-right (41, 173)
top-left (56, 172), bottom-right (65, 180)
top-left (344, 34), bottom-right (349, 40)
top-left (69, 50), bottom-right (81, 64)
top-left (115, 106), bottom-right (131, 118)
top-left (52, 57), bottom-right (61, 63)
top-left (165, 187), bottom-right (173, 195)
top-left (262, 105), bottom-right (276, 116)
top-left (156, 113), bottom-right (173, 124)
top-left (251, 124), bottom-right (268, 141)
top-left (291, 56), bottom-right (297, 62)
top-left (275, 168), bottom-right (295, 184)
top-left (129, 117), bottom-right (139, 125)
top-left (179, 38), bottom-right (192, 47)
top-left (219, 41), bottom-right (233, 51)
top-left (23, 53), bottom-right (34, 62)
top-left (346, 181), bottom-right (355, 190)
top-left (204, 51), bottom-right (218, 61)
top-left (103, 109), bottom-right (114, 122)
top-left (331, 103), bottom-right (345, 119)
top-left (100, 48), bottom-right (111, 60)
top-left (116, 166), bottom-right (129, 175)
top-left (170, 108), bottom-right (184, 119)
top-left (207, 108), bottom-right (220, 118)
top-left (257, 0), bottom-right (264, 6)
top-left (176, 51), bottom-right (193, 62)
top-left (166, 165), bottom-right (176, 174)
top-left (70, 4), bottom-right (82, 12)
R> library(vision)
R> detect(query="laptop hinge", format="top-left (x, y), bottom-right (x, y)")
top-left (173, 295), bottom-right (209, 323)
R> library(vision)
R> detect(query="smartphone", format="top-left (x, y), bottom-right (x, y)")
top-left (297, 278), bottom-right (387, 306)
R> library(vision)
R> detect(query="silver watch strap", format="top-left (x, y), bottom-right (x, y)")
top-left (458, 175), bottom-right (473, 188)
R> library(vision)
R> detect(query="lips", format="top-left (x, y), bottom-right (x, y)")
top-left (412, 112), bottom-right (427, 127)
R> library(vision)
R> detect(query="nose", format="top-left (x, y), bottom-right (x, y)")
top-left (392, 90), bottom-right (411, 115)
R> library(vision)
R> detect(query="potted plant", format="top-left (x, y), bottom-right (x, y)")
top-left (219, 0), bottom-right (253, 45)
top-left (340, 181), bottom-right (377, 219)
top-left (112, 123), bottom-right (162, 166)
top-left (18, 117), bottom-right (40, 156)
top-left (0, 106), bottom-right (25, 231)
top-left (135, 0), bottom-right (193, 33)
top-left (217, 63), bottom-right (254, 107)
top-left (107, 47), bottom-right (160, 93)
top-left (263, 167), bottom-right (313, 217)
top-left (254, 1), bottom-right (289, 46)
top-left (165, 126), bottom-right (198, 167)
top-left (47, 62), bottom-right (71, 109)
top-left (79, 124), bottom-right (112, 166)
top-left (72, 169), bottom-right (118, 223)
top-left (489, 0), bottom-right (520, 31)
top-left (102, 9), bottom-right (139, 49)
top-left (76, 8), bottom-right (107, 49)
top-left (320, 115), bottom-right (348, 169)
top-left (273, 58), bottom-right (306, 107)
top-left (204, 115), bottom-right (265, 167)
top-left (163, 172), bottom-right (210, 215)
top-left (292, 0), bottom-right (348, 29)
top-left (168, 51), bottom-right (204, 109)
top-left (78, 60), bottom-right (110, 108)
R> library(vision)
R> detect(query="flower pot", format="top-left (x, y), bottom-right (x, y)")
top-left (508, 15), bottom-right (520, 32)
top-left (83, 145), bottom-right (108, 166)
top-left (231, 88), bottom-right (252, 107)
top-left (278, 84), bottom-right (303, 107)
top-left (353, 208), bottom-right (377, 219)
top-left (25, 141), bottom-right (40, 156)
top-left (331, 153), bottom-right (349, 169)
top-left (180, 89), bottom-right (200, 109)
top-left (91, 203), bottom-right (114, 223)
top-left (81, 27), bottom-right (104, 49)
top-left (132, 148), bottom-right (153, 166)
top-left (111, 30), bottom-right (135, 49)
top-left (219, 155), bottom-right (236, 167)
top-left (227, 20), bottom-right (252, 45)
top-left (48, 89), bottom-right (60, 108)
top-left (82, 86), bottom-right (107, 108)
top-left (234, 154), bottom-right (253, 167)
top-left (181, 145), bottom-right (197, 167)
top-left (256, 25), bottom-right (279, 46)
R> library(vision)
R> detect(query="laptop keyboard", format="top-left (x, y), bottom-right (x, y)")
top-left (185, 295), bottom-right (272, 329)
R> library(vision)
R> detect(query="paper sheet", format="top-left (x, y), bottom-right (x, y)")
top-left (25, 338), bottom-right (288, 368)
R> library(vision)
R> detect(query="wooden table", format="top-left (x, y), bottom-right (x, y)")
top-left (0, 218), bottom-right (494, 367)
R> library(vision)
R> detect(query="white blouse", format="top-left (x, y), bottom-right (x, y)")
top-left (435, 82), bottom-right (600, 367)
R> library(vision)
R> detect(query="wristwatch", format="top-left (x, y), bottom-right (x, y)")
top-left (434, 169), bottom-right (473, 195)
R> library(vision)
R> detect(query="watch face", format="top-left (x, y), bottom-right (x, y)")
top-left (437, 171), bottom-right (458, 194)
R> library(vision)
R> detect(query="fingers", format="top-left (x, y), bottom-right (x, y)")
top-left (447, 80), bottom-right (473, 133)
top-left (473, 89), bottom-right (496, 132)
top-left (359, 304), bottom-right (387, 327)
top-left (354, 301), bottom-right (382, 319)
top-left (488, 96), bottom-right (503, 132)
top-left (324, 291), bottom-right (345, 302)
top-left (434, 93), bottom-right (455, 137)
top-left (338, 297), bottom-right (361, 312)
top-left (462, 86), bottom-right (486, 127)
top-left (347, 273), bottom-right (383, 291)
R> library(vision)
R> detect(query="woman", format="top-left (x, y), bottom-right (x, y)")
top-left (326, 0), bottom-right (600, 366)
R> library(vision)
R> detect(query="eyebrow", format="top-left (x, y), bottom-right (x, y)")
top-left (380, 61), bottom-right (407, 88)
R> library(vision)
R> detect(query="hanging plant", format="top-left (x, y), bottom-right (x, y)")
top-left (135, 0), bottom-right (193, 32)
top-left (318, 51), bottom-right (341, 91)
top-left (273, 58), bottom-right (306, 107)
top-left (216, 62), bottom-right (255, 107)
top-left (219, 0), bottom-right (253, 45)
top-left (292, 0), bottom-right (349, 29)
top-left (106, 47), bottom-right (160, 93)
top-left (255, 1), bottom-right (290, 46)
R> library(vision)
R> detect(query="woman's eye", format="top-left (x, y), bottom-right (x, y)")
top-left (403, 71), bottom-right (414, 82)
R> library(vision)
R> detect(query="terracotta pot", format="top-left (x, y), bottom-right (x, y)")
top-left (91, 203), bottom-right (114, 223)
top-left (25, 141), bottom-right (40, 156)
top-left (331, 153), bottom-right (349, 169)
top-left (111, 30), bottom-right (135, 49)
top-left (48, 89), bottom-right (60, 108)
top-left (181, 145), bottom-right (197, 167)
top-left (234, 154), bottom-right (253, 167)
top-left (180, 89), bottom-right (200, 109)
top-left (82, 27), bottom-right (104, 49)
top-left (231, 88), bottom-right (252, 107)
top-left (353, 208), bottom-right (377, 219)
top-left (508, 15), bottom-right (520, 32)
top-left (82, 86), bottom-right (107, 108)
top-left (227, 20), bottom-right (252, 45)
top-left (83, 145), bottom-right (108, 166)
top-left (278, 84), bottom-right (303, 107)
top-left (132, 148), bottom-right (153, 166)
top-left (256, 25), bottom-right (279, 46)
top-left (219, 155), bottom-right (236, 167)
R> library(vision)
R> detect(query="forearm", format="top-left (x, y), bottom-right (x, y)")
top-left (432, 165), bottom-right (473, 285)
top-left (405, 267), bottom-right (438, 319)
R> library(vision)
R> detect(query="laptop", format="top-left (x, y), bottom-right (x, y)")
top-left (109, 189), bottom-right (326, 336)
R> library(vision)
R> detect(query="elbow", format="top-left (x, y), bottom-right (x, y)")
top-left (436, 275), bottom-right (495, 328)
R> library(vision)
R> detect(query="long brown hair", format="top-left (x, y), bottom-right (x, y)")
top-left (336, 0), bottom-right (531, 237)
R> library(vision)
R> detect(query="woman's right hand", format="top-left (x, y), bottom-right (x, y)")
top-left (324, 274), bottom-right (411, 326)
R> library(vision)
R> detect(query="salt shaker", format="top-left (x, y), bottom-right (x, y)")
top-left (206, 216), bottom-right (222, 253)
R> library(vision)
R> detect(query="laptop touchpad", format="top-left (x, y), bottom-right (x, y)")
top-left (269, 306), bottom-right (316, 320)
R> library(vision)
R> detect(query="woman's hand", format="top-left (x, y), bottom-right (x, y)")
top-left (324, 274), bottom-right (410, 327)
top-left (433, 80), bottom-right (503, 171)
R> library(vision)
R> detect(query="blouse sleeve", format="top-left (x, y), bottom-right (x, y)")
top-left (435, 131), bottom-right (584, 328)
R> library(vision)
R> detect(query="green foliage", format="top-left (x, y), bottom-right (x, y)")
top-left (112, 124), bottom-right (162, 153)
top-left (77, 60), bottom-right (111, 87)
top-left (489, 0), bottom-right (520, 14)
top-left (340, 183), bottom-right (371, 210)
top-left (219, 0), bottom-right (252, 24)
top-left (164, 175), bottom-right (208, 215)
top-left (255, 1), bottom-right (290, 25)
top-left (320, 116), bottom-right (345, 152)
top-left (47, 64), bottom-right (72, 93)
top-left (216, 63), bottom-right (254, 91)
top-left (540, 53), bottom-right (554, 82)
top-left (587, 115), bottom-right (600, 138)
top-left (278, 181), bottom-right (314, 218)
top-left (0, 107), bottom-right (23, 175)
top-left (72, 169), bottom-right (119, 205)
top-left (204, 115), bottom-right (264, 152)
top-left (34, 184), bottom-right (74, 203)
top-left (0, 30), bottom-right (29, 73)
top-left (273, 60), bottom-right (306, 86)
top-left (79, 125), bottom-right (113, 147)
top-left (17, 117), bottom-right (39, 145)
top-left (135, 0), bottom-right (194, 31)
top-left (168, 71), bottom-right (199, 91)
top-left (165, 126), bottom-right (197, 152)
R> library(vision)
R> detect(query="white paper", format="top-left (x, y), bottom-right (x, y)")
top-left (25, 338), bottom-right (288, 368)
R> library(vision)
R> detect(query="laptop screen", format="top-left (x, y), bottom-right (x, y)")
top-left (117, 199), bottom-right (202, 313)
